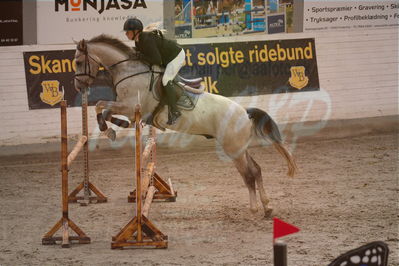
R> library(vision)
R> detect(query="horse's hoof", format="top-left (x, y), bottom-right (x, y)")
top-left (263, 208), bottom-right (273, 218)
top-left (250, 207), bottom-right (258, 214)
top-left (105, 128), bottom-right (116, 141)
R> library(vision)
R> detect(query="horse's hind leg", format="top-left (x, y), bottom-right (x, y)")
top-left (233, 152), bottom-right (258, 214)
top-left (233, 151), bottom-right (272, 217)
top-left (248, 154), bottom-right (272, 217)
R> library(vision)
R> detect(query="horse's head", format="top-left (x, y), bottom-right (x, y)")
top-left (74, 39), bottom-right (100, 92)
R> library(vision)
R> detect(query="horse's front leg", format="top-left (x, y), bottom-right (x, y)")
top-left (103, 110), bottom-right (131, 129)
top-left (100, 109), bottom-right (132, 141)
top-left (95, 101), bottom-right (109, 132)
top-left (95, 100), bottom-right (134, 132)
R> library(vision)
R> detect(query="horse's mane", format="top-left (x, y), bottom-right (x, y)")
top-left (88, 34), bottom-right (136, 58)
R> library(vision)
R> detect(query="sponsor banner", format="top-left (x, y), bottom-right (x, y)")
top-left (267, 13), bottom-right (286, 34)
top-left (37, 0), bottom-right (163, 44)
top-left (304, 1), bottom-right (399, 31)
top-left (0, 0), bottom-right (23, 46)
top-left (23, 50), bottom-right (114, 109)
top-left (174, 0), bottom-right (295, 38)
top-left (23, 39), bottom-right (319, 109)
top-left (180, 38), bottom-right (319, 96)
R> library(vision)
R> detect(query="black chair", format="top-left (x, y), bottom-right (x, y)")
top-left (328, 241), bottom-right (389, 266)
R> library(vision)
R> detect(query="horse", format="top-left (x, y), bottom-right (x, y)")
top-left (73, 34), bottom-right (298, 217)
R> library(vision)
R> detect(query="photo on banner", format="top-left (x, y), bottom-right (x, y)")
top-left (174, 0), bottom-right (294, 38)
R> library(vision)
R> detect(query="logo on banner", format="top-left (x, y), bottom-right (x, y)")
top-left (267, 14), bottom-right (285, 34)
top-left (40, 80), bottom-right (64, 106)
top-left (270, 19), bottom-right (284, 28)
top-left (55, 0), bottom-right (147, 14)
top-left (288, 66), bottom-right (309, 90)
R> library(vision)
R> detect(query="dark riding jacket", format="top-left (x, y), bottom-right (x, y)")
top-left (135, 31), bottom-right (182, 67)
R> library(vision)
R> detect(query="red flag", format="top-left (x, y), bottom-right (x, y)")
top-left (273, 217), bottom-right (300, 240)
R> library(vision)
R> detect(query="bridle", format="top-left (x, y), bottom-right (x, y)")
top-left (74, 42), bottom-right (162, 90)
top-left (74, 45), bottom-right (100, 89)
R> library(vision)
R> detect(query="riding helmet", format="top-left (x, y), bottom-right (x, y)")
top-left (123, 18), bottom-right (143, 32)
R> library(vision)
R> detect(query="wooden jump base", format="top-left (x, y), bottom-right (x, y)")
top-left (127, 121), bottom-right (177, 203)
top-left (111, 105), bottom-right (176, 249)
top-left (42, 100), bottom-right (90, 247)
top-left (68, 89), bottom-right (107, 205)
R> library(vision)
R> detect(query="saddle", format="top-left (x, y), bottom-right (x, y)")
top-left (148, 74), bottom-right (205, 129)
top-left (152, 74), bottom-right (204, 109)
top-left (175, 76), bottom-right (203, 90)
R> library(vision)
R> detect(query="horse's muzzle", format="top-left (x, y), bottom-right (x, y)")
top-left (74, 74), bottom-right (94, 92)
top-left (74, 77), bottom-right (86, 92)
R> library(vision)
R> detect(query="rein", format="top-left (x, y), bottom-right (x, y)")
top-left (113, 70), bottom-right (151, 88)
top-left (74, 45), bottom-right (162, 90)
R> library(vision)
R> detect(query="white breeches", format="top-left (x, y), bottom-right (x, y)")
top-left (162, 49), bottom-right (185, 86)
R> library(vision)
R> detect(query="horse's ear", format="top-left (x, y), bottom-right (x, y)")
top-left (78, 39), bottom-right (86, 50)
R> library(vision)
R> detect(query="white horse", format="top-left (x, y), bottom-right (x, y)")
top-left (74, 34), bottom-right (298, 217)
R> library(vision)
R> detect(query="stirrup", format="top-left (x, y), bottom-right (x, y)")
top-left (167, 109), bottom-right (181, 125)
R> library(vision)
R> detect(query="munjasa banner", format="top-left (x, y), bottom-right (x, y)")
top-left (37, 0), bottom-right (163, 44)
top-left (180, 38), bottom-right (320, 96)
top-left (23, 50), bottom-right (115, 109)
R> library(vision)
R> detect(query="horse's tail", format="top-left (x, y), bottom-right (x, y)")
top-left (246, 108), bottom-right (298, 177)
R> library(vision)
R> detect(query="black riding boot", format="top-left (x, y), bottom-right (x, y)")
top-left (164, 81), bottom-right (181, 125)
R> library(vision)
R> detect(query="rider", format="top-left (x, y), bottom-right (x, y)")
top-left (123, 17), bottom-right (185, 125)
